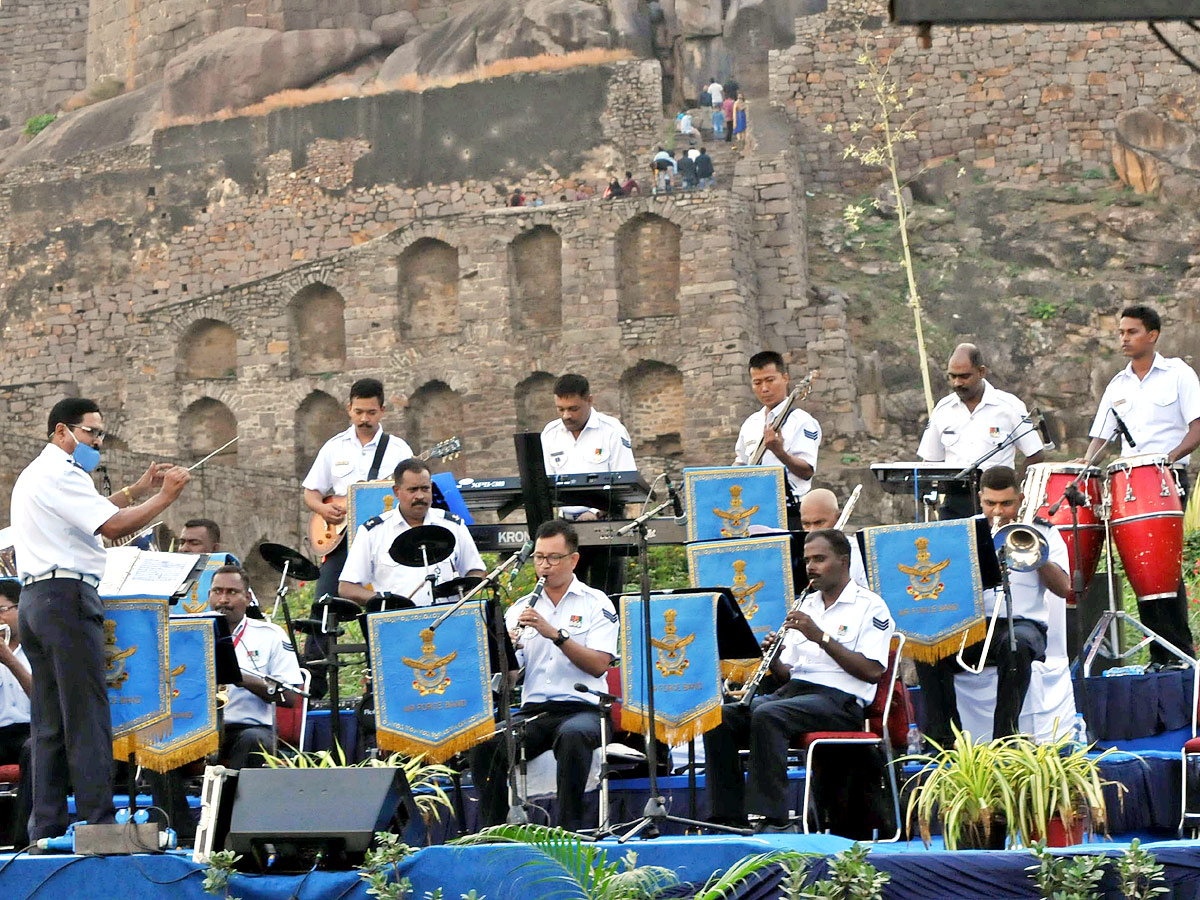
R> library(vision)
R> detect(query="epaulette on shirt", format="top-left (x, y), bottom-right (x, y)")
top-left (602, 607), bottom-right (618, 623)
top-left (442, 513), bottom-right (463, 525)
top-left (364, 515), bottom-right (384, 530)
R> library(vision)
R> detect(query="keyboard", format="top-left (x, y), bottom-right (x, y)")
top-left (469, 518), bottom-right (686, 552)
top-left (457, 471), bottom-right (652, 514)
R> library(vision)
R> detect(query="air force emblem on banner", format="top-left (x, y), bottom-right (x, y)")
top-left (730, 559), bottom-right (764, 620)
top-left (104, 618), bottom-right (137, 689)
top-left (898, 537), bottom-right (950, 602)
top-left (402, 628), bottom-right (458, 696)
top-left (714, 486), bottom-right (760, 538)
top-left (651, 609), bottom-right (695, 676)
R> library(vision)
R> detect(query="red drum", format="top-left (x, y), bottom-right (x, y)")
top-left (1107, 454), bottom-right (1184, 601)
top-left (1020, 464), bottom-right (1104, 607)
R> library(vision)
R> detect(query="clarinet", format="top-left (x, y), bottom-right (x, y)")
top-left (737, 588), bottom-right (815, 706)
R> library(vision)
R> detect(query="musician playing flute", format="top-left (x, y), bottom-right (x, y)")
top-left (703, 529), bottom-right (893, 835)
top-left (734, 352), bottom-right (821, 527)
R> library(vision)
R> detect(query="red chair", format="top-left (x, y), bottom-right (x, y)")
top-left (797, 633), bottom-right (907, 841)
top-left (274, 669), bottom-right (312, 752)
top-left (1178, 662), bottom-right (1200, 836)
top-left (0, 764), bottom-right (19, 801)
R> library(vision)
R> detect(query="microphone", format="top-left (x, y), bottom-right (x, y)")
top-left (519, 576), bottom-right (547, 646)
top-left (1112, 409), bottom-right (1137, 448)
top-left (664, 473), bottom-right (686, 522)
top-left (574, 682), bottom-right (619, 703)
top-left (1029, 407), bottom-right (1055, 451)
top-left (512, 540), bottom-right (535, 569)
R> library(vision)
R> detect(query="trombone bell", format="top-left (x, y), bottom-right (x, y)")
top-left (993, 522), bottom-right (1049, 572)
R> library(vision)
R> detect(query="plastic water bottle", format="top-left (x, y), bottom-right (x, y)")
top-left (1071, 712), bottom-right (1088, 746)
top-left (906, 723), bottom-right (923, 755)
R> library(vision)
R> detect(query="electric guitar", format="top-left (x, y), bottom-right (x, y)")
top-left (307, 436), bottom-right (462, 556)
top-left (746, 369), bottom-right (819, 464)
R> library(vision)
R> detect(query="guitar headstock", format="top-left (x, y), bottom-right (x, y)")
top-left (425, 436), bottom-right (463, 462)
top-left (792, 369), bottom-right (820, 401)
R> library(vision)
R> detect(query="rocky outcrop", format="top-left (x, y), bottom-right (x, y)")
top-left (1112, 108), bottom-right (1199, 196)
top-left (162, 27), bottom-right (383, 119)
top-left (370, 10), bottom-right (419, 47)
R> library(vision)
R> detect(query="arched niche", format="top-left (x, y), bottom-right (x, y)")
top-left (179, 397), bottom-right (238, 467)
top-left (179, 318), bottom-right (238, 380)
top-left (616, 214), bottom-right (681, 320)
top-left (398, 239), bottom-right (460, 338)
top-left (619, 361), bottom-right (685, 460)
top-left (295, 390), bottom-right (345, 480)
top-left (508, 226), bottom-right (562, 332)
top-left (288, 283), bottom-right (347, 376)
top-left (407, 380), bottom-right (466, 478)
top-left (514, 371), bottom-right (557, 433)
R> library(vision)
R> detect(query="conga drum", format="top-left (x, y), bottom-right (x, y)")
top-left (1020, 463), bottom-right (1104, 607)
top-left (1106, 454), bottom-right (1184, 600)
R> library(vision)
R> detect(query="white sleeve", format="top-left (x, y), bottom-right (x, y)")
top-left (1089, 380), bottom-right (1119, 440)
top-left (784, 416), bottom-right (820, 468)
top-left (539, 425), bottom-right (557, 475)
top-left (733, 422), bottom-right (749, 466)
top-left (269, 629), bottom-right (304, 688)
top-left (917, 420), bottom-right (945, 462)
top-left (1177, 364), bottom-right (1200, 425)
top-left (339, 527), bottom-right (375, 587)
top-left (850, 597), bottom-right (893, 668)
top-left (57, 469), bottom-right (120, 536)
top-left (454, 524), bottom-right (485, 575)
top-left (301, 441), bottom-right (334, 493)
top-left (610, 424), bottom-right (636, 472)
top-left (1010, 399), bottom-right (1046, 458)
top-left (584, 597), bottom-right (619, 657)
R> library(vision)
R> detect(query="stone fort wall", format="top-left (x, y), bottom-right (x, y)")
top-left (770, 0), bottom-right (1200, 186)
top-left (0, 0), bottom-right (88, 129)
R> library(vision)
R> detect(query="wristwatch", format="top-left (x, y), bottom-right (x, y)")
top-left (553, 628), bottom-right (570, 647)
top-left (820, 632), bottom-right (832, 646)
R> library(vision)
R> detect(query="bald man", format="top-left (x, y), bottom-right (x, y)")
top-left (799, 490), bottom-right (868, 589)
top-left (918, 343), bottom-right (1045, 518)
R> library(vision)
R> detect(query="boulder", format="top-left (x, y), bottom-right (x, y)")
top-left (162, 27), bottom-right (382, 119)
top-left (1111, 107), bottom-right (1193, 195)
top-left (371, 10), bottom-right (418, 46)
top-left (378, 0), bottom-right (614, 82)
top-left (676, 0), bottom-right (724, 36)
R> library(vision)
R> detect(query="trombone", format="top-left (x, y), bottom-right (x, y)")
top-left (956, 520), bottom-right (1049, 673)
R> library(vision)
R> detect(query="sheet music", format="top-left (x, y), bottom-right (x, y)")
top-left (101, 549), bottom-right (201, 598)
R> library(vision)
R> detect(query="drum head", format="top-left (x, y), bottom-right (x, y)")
top-left (1107, 453), bottom-right (1169, 474)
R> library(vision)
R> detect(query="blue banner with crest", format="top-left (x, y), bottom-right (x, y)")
top-left (104, 595), bottom-right (171, 758)
top-left (136, 616), bottom-right (219, 772)
top-left (619, 592), bottom-right (723, 744)
top-left (860, 519), bottom-right (987, 662)
top-left (178, 552), bottom-right (238, 614)
top-left (346, 480), bottom-right (398, 550)
top-left (683, 466), bottom-right (787, 542)
top-left (369, 603), bottom-right (494, 762)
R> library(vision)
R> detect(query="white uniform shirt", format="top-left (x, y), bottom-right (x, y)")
top-left (301, 426), bottom-right (414, 497)
top-left (340, 507), bottom-right (484, 605)
top-left (990, 520), bottom-right (1069, 627)
top-left (507, 576), bottom-right (619, 706)
top-left (10, 444), bottom-right (119, 579)
top-left (223, 616), bottom-right (304, 727)
top-left (777, 582), bottom-right (893, 704)
top-left (541, 410), bottom-right (637, 517)
top-left (734, 402), bottom-right (822, 498)
top-left (708, 82), bottom-right (724, 105)
top-left (1089, 353), bottom-right (1200, 464)
top-left (918, 381), bottom-right (1044, 470)
top-left (0, 645), bottom-right (30, 729)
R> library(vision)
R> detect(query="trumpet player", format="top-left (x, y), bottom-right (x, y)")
top-left (703, 529), bottom-right (893, 835)
top-left (921, 466), bottom-right (1069, 746)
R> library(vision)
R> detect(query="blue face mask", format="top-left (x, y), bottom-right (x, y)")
top-left (68, 428), bottom-right (101, 473)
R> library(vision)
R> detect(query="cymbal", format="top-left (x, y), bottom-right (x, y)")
top-left (432, 575), bottom-right (484, 600)
top-left (290, 617), bottom-right (344, 637)
top-left (315, 595), bottom-right (365, 621)
top-left (389, 524), bottom-right (455, 567)
top-left (259, 543), bottom-right (321, 582)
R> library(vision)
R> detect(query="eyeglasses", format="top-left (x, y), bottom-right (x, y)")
top-left (0, 605), bottom-right (16, 614)
top-left (72, 424), bottom-right (106, 441)
top-left (533, 553), bottom-right (573, 565)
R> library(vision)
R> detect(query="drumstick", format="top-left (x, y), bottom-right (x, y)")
top-left (187, 437), bottom-right (239, 471)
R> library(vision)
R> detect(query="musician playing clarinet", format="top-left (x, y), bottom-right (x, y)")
top-left (704, 529), bottom-right (893, 836)
top-left (734, 351), bottom-right (821, 527)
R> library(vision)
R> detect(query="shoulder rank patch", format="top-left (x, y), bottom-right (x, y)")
top-left (364, 515), bottom-right (384, 530)
top-left (602, 608), bottom-right (619, 623)
top-left (803, 428), bottom-right (819, 440)
top-left (872, 616), bottom-right (890, 631)
top-left (620, 437), bottom-right (632, 449)
top-left (443, 513), bottom-right (463, 525)
top-left (282, 641), bottom-right (295, 652)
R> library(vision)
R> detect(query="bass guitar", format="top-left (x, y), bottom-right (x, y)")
top-left (307, 436), bottom-right (462, 556)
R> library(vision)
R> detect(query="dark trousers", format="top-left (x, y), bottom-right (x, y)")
top-left (0, 725), bottom-right (31, 847)
top-left (19, 579), bottom-right (115, 840)
top-left (704, 681), bottom-right (864, 825)
top-left (1140, 469), bottom-right (1194, 665)
top-left (468, 701), bottom-right (601, 832)
top-left (305, 541), bottom-right (349, 698)
top-left (917, 618), bottom-right (1047, 745)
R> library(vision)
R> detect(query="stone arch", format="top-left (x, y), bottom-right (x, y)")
top-left (619, 361), bottom-right (685, 460)
top-left (398, 238), bottom-right (459, 338)
top-left (288, 282), bottom-right (347, 376)
top-left (407, 380), bottom-right (466, 478)
top-left (616, 213), bottom-right (681, 320)
top-left (179, 318), bottom-right (238, 380)
top-left (295, 390), bottom-right (345, 481)
top-left (508, 226), bottom-right (562, 332)
top-left (514, 371), bottom-right (557, 432)
top-left (179, 397), bottom-right (238, 467)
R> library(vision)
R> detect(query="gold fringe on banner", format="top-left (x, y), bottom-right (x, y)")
top-left (620, 704), bottom-right (723, 747)
top-left (112, 715), bottom-right (174, 761)
top-left (720, 657), bottom-right (760, 684)
top-left (375, 720), bottom-right (495, 764)
top-left (136, 732), bottom-right (220, 774)
top-left (901, 620), bottom-right (988, 664)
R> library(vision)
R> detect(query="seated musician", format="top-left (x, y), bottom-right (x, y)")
top-left (178, 518), bottom-right (221, 554)
top-left (467, 519), bottom-right (618, 833)
top-left (921, 466), bottom-right (1069, 746)
top-left (0, 581), bottom-right (32, 847)
top-left (799, 489), bottom-right (868, 589)
top-left (338, 458), bottom-right (485, 607)
top-left (704, 529), bottom-right (893, 835)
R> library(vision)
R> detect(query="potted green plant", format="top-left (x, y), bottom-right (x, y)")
top-left (901, 725), bottom-right (1020, 850)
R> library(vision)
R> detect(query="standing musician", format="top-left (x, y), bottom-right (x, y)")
top-left (540, 374), bottom-right (636, 595)
top-left (1084, 305), bottom-right (1200, 665)
top-left (468, 519), bottom-right (618, 833)
top-left (704, 529), bottom-right (893, 835)
top-left (798, 489), bottom-right (868, 589)
top-left (338, 458), bottom-right (485, 606)
top-left (734, 351), bottom-right (821, 527)
top-left (301, 379), bottom-right (412, 691)
top-left (918, 343), bottom-right (1045, 519)
top-left (920, 467), bottom-right (1069, 747)
top-left (10, 398), bottom-right (190, 841)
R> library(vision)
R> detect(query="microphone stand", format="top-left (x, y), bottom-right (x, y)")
top-left (272, 559), bottom-right (304, 671)
top-left (952, 416), bottom-right (1047, 516)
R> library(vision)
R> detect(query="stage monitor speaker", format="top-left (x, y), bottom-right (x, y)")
top-left (890, 0), bottom-right (1200, 23)
top-left (1066, 569), bottom-right (1123, 673)
top-left (224, 766), bottom-right (425, 871)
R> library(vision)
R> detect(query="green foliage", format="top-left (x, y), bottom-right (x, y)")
top-left (360, 832), bottom-right (416, 900)
top-left (1116, 839), bottom-right (1169, 900)
top-left (798, 844), bottom-right (889, 900)
top-left (1026, 843), bottom-right (1106, 900)
top-left (1082, 168), bottom-right (1108, 180)
top-left (23, 114), bottom-right (56, 137)
top-left (779, 854), bottom-right (812, 900)
top-left (201, 850), bottom-right (242, 900)
top-left (1026, 299), bottom-right (1058, 321)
